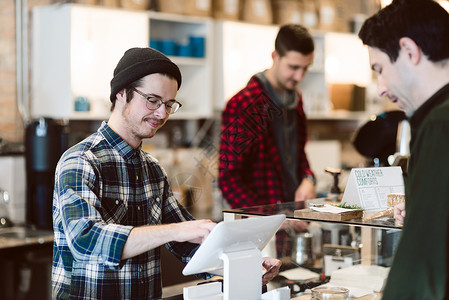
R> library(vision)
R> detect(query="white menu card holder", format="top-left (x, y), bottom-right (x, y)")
top-left (341, 166), bottom-right (404, 212)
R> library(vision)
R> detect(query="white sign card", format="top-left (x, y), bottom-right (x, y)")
top-left (341, 166), bottom-right (404, 211)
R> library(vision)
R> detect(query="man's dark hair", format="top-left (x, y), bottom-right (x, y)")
top-left (275, 24), bottom-right (314, 57)
top-left (359, 0), bottom-right (449, 63)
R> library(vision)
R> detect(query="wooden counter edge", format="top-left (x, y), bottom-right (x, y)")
top-left (291, 292), bottom-right (381, 299)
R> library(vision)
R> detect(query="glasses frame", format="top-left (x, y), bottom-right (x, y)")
top-left (130, 87), bottom-right (182, 114)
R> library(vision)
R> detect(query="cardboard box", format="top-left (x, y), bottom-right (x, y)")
top-left (318, 0), bottom-right (371, 33)
top-left (242, 0), bottom-right (272, 24)
top-left (272, 0), bottom-right (302, 25)
top-left (338, 0), bottom-right (364, 33)
top-left (157, 0), bottom-right (211, 16)
top-left (156, 0), bottom-right (185, 14)
top-left (302, 0), bottom-right (319, 29)
top-left (212, 0), bottom-right (242, 20)
top-left (318, 0), bottom-right (346, 31)
top-left (185, 0), bottom-right (212, 17)
top-left (72, 0), bottom-right (97, 5)
top-left (363, 0), bottom-right (381, 16)
top-left (345, 0), bottom-right (381, 33)
top-left (98, 0), bottom-right (120, 7)
top-left (120, 0), bottom-right (150, 10)
top-left (330, 84), bottom-right (366, 111)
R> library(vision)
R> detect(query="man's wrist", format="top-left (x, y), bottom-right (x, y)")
top-left (303, 174), bottom-right (316, 186)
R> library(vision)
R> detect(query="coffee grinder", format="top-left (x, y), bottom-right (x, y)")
top-left (25, 118), bottom-right (68, 229)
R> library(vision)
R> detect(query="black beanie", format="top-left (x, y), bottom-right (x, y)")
top-left (110, 47), bottom-right (182, 102)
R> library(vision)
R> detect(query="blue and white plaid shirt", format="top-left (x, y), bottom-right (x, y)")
top-left (52, 122), bottom-right (201, 299)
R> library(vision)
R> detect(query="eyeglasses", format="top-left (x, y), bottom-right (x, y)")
top-left (130, 87), bottom-right (182, 114)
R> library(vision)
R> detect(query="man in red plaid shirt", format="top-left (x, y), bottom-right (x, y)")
top-left (219, 24), bottom-right (316, 211)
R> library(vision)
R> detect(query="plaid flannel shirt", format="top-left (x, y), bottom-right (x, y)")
top-left (219, 75), bottom-right (313, 208)
top-left (52, 122), bottom-right (200, 299)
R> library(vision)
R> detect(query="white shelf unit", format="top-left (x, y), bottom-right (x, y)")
top-left (31, 4), bottom-right (148, 120)
top-left (148, 11), bottom-right (214, 120)
top-left (31, 4), bottom-right (213, 120)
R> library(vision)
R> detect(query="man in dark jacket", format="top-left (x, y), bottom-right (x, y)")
top-left (359, 0), bottom-right (449, 298)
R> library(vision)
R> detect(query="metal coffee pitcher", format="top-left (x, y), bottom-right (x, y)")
top-left (292, 232), bottom-right (314, 266)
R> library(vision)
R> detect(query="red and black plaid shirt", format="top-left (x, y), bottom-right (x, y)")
top-left (218, 75), bottom-right (314, 209)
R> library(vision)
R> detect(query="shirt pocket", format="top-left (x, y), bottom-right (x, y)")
top-left (100, 196), bottom-right (128, 224)
top-left (145, 194), bottom-right (162, 225)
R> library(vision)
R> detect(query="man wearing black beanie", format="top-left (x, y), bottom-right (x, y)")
top-left (51, 47), bottom-right (281, 299)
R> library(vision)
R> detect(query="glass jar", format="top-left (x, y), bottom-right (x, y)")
top-left (311, 286), bottom-right (349, 300)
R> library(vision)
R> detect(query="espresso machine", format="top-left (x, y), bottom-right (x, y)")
top-left (25, 118), bottom-right (68, 230)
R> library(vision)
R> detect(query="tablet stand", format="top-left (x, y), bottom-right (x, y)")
top-left (183, 248), bottom-right (290, 300)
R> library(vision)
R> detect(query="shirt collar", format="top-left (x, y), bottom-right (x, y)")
top-left (254, 72), bottom-right (299, 109)
top-left (99, 121), bottom-right (141, 161)
top-left (410, 83), bottom-right (449, 129)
